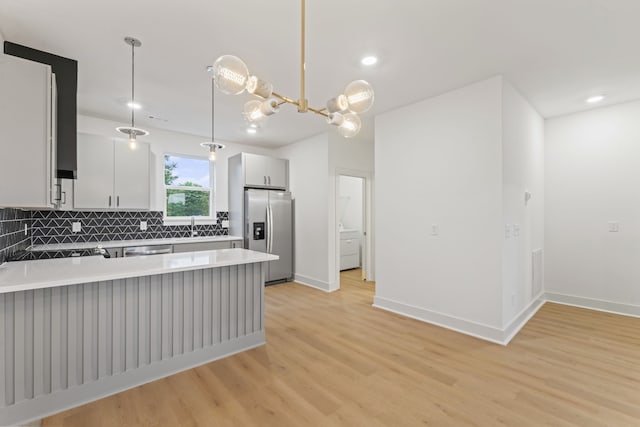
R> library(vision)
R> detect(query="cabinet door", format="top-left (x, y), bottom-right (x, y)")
top-left (243, 153), bottom-right (268, 187)
top-left (114, 141), bottom-right (150, 210)
top-left (74, 134), bottom-right (115, 209)
top-left (267, 157), bottom-right (287, 189)
top-left (0, 56), bottom-right (53, 208)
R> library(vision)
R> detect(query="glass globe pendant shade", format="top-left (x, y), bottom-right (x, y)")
top-left (344, 80), bottom-right (375, 114)
top-left (243, 100), bottom-right (267, 126)
top-left (338, 112), bottom-right (361, 138)
top-left (212, 55), bottom-right (250, 95)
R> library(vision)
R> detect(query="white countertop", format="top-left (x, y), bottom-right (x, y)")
top-left (30, 235), bottom-right (243, 252)
top-left (0, 248), bottom-right (278, 294)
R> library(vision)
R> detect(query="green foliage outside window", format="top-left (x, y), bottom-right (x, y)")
top-left (164, 155), bottom-right (211, 217)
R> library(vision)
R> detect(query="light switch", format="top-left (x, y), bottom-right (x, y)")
top-left (505, 224), bottom-right (511, 238)
top-left (72, 222), bottom-right (81, 233)
top-left (140, 221), bottom-right (148, 231)
top-left (431, 224), bottom-right (439, 236)
top-left (608, 222), bottom-right (620, 232)
top-left (513, 224), bottom-right (520, 237)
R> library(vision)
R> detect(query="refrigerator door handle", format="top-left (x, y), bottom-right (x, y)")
top-left (266, 205), bottom-right (271, 253)
top-left (269, 203), bottom-right (274, 254)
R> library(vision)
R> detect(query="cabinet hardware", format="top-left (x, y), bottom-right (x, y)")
top-left (61, 191), bottom-right (67, 205)
top-left (117, 196), bottom-right (120, 207)
top-left (264, 175), bottom-right (267, 185)
top-left (108, 196), bottom-right (112, 207)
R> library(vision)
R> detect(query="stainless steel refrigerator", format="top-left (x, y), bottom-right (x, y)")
top-left (244, 189), bottom-right (293, 283)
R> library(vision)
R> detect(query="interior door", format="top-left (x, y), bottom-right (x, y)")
top-left (245, 190), bottom-right (268, 254)
top-left (267, 191), bottom-right (293, 282)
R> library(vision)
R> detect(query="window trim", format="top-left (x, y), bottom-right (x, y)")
top-left (163, 152), bottom-right (216, 225)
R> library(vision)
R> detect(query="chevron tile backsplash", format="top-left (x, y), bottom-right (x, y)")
top-left (0, 208), bottom-right (229, 262)
top-left (0, 208), bottom-right (31, 264)
top-left (31, 210), bottom-right (229, 245)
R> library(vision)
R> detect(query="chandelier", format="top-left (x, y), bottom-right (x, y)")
top-left (211, 0), bottom-right (375, 138)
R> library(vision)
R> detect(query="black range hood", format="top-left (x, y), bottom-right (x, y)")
top-left (4, 41), bottom-right (78, 179)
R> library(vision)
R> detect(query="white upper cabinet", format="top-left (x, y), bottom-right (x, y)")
top-left (75, 134), bottom-right (114, 209)
top-left (0, 55), bottom-right (56, 209)
top-left (242, 153), bottom-right (288, 189)
top-left (74, 133), bottom-right (150, 210)
top-left (114, 142), bottom-right (150, 209)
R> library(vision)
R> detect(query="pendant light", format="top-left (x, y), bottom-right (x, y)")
top-left (200, 76), bottom-right (225, 161)
top-left (116, 37), bottom-right (149, 148)
top-left (211, 0), bottom-right (374, 138)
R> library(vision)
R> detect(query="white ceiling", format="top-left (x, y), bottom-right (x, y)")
top-left (1, 0), bottom-right (639, 147)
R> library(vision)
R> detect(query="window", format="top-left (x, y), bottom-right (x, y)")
top-left (164, 154), bottom-right (213, 219)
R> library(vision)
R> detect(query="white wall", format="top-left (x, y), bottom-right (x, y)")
top-left (545, 100), bottom-right (640, 314)
top-left (501, 81), bottom-right (545, 326)
top-left (277, 133), bottom-right (331, 290)
top-left (329, 117), bottom-right (375, 285)
top-left (374, 77), bottom-right (504, 330)
top-left (338, 176), bottom-right (363, 231)
top-left (77, 114), bottom-right (276, 214)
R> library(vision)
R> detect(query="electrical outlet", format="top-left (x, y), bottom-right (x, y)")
top-left (513, 224), bottom-right (520, 237)
top-left (608, 222), bottom-right (620, 233)
top-left (221, 220), bottom-right (230, 228)
top-left (24, 224), bottom-right (28, 236)
top-left (505, 224), bottom-right (511, 238)
top-left (431, 224), bottom-right (439, 236)
top-left (140, 221), bottom-right (148, 231)
top-left (72, 222), bottom-right (81, 233)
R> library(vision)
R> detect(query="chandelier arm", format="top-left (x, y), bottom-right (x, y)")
top-left (271, 91), bottom-right (299, 106)
top-left (307, 106), bottom-right (329, 118)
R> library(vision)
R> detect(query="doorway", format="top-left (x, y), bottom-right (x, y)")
top-left (335, 172), bottom-right (373, 290)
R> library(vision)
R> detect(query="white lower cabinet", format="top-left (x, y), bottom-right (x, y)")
top-left (74, 133), bottom-right (150, 210)
top-left (340, 237), bottom-right (361, 270)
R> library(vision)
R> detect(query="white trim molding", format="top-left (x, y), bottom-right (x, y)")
top-left (545, 292), bottom-right (640, 318)
top-left (293, 274), bottom-right (335, 293)
top-left (373, 295), bottom-right (546, 346)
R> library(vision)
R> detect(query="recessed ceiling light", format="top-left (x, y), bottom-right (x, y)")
top-left (206, 65), bottom-right (213, 73)
top-left (127, 101), bottom-right (142, 109)
top-left (247, 128), bottom-right (257, 134)
top-left (586, 95), bottom-right (605, 104)
top-left (361, 55), bottom-right (378, 66)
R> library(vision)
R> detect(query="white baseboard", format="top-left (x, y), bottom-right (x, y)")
top-left (545, 292), bottom-right (640, 318)
top-left (502, 294), bottom-right (546, 345)
top-left (293, 274), bottom-right (334, 292)
top-left (373, 295), bottom-right (546, 346)
top-left (373, 296), bottom-right (507, 345)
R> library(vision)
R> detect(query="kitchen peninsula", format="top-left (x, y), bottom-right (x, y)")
top-left (0, 248), bottom-right (277, 426)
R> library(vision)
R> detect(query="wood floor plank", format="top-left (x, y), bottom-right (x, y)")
top-left (43, 269), bottom-right (640, 426)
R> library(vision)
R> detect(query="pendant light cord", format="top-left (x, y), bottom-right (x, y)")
top-left (211, 77), bottom-right (216, 142)
top-left (131, 40), bottom-right (135, 128)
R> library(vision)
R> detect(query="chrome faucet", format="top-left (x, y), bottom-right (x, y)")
top-left (190, 216), bottom-right (198, 237)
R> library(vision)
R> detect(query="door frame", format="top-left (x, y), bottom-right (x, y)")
top-left (333, 168), bottom-right (374, 289)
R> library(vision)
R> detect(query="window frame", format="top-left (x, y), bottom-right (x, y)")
top-left (162, 152), bottom-right (216, 225)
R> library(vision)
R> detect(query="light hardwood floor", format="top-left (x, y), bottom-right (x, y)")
top-left (44, 271), bottom-right (640, 426)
